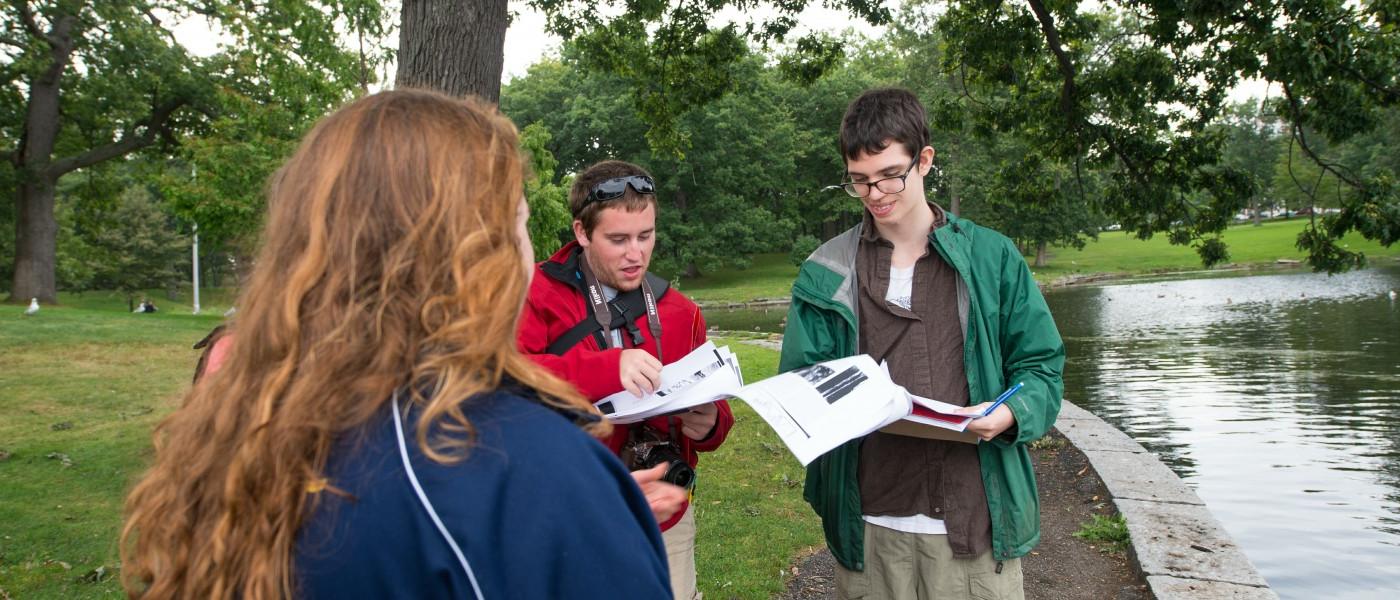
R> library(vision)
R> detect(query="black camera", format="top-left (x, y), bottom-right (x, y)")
top-left (623, 427), bottom-right (696, 490)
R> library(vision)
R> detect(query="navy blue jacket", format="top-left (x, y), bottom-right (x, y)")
top-left (295, 389), bottom-right (672, 599)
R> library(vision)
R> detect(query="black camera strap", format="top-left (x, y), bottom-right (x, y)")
top-left (574, 253), bottom-right (664, 361)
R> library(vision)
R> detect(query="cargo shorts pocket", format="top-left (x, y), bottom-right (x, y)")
top-left (969, 559), bottom-right (1024, 600)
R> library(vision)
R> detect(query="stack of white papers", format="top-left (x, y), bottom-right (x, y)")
top-left (594, 341), bottom-right (741, 424)
top-left (596, 343), bottom-right (911, 465)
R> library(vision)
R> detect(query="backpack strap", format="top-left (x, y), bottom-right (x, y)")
top-left (191, 324), bottom-right (228, 383)
top-left (541, 255), bottom-right (670, 356)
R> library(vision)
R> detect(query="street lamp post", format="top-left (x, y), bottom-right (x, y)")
top-left (192, 222), bottom-right (201, 315)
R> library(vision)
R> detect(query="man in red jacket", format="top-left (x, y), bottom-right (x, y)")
top-left (518, 160), bottom-right (734, 600)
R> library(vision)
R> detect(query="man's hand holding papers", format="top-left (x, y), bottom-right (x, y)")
top-left (596, 344), bottom-right (913, 465)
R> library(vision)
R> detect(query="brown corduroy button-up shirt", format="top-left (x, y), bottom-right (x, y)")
top-left (855, 203), bottom-right (992, 557)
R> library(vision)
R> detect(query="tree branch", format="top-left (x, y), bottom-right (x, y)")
top-left (12, 0), bottom-right (42, 39)
top-left (1026, 0), bottom-right (1078, 119)
top-left (35, 13), bottom-right (77, 87)
top-left (1280, 82), bottom-right (1365, 189)
top-left (1283, 135), bottom-right (1323, 211)
top-left (45, 97), bottom-right (187, 178)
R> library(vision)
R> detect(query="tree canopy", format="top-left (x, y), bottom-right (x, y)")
top-left (2, 0), bottom-right (388, 301)
top-left (511, 0), bottom-right (1398, 273)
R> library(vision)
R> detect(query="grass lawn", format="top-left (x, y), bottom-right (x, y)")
top-left (677, 254), bottom-right (801, 305)
top-left (0, 297), bottom-right (818, 599)
top-left (695, 338), bottom-right (823, 599)
top-left (676, 218), bottom-right (1400, 304)
top-left (1030, 217), bottom-right (1400, 282)
top-left (0, 297), bottom-right (226, 598)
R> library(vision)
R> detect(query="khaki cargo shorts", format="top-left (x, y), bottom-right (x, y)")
top-left (834, 522), bottom-right (1024, 600)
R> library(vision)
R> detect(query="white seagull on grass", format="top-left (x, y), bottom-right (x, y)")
top-left (24, 298), bottom-right (39, 316)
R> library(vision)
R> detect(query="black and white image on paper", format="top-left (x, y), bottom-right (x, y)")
top-left (794, 365), bottom-right (869, 404)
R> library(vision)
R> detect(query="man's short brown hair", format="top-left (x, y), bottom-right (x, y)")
top-left (839, 87), bottom-right (930, 162)
top-left (568, 160), bottom-right (658, 237)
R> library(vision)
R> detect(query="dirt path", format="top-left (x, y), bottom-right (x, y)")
top-left (780, 429), bottom-right (1149, 600)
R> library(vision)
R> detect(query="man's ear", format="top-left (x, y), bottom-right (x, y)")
top-left (572, 219), bottom-right (590, 248)
top-left (919, 146), bottom-right (936, 175)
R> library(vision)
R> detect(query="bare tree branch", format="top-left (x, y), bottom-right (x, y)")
top-left (141, 7), bottom-right (182, 46)
top-left (34, 14), bottom-right (77, 87)
top-left (45, 97), bottom-right (187, 177)
top-left (1280, 82), bottom-right (1365, 189)
top-left (1283, 135), bottom-right (1323, 211)
top-left (12, 0), bottom-right (43, 39)
top-left (1026, 0), bottom-right (1077, 119)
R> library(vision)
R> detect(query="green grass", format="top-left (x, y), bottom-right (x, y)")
top-left (676, 254), bottom-right (799, 305)
top-left (1072, 514), bottom-right (1130, 555)
top-left (0, 299), bottom-right (819, 598)
top-left (0, 298), bottom-right (224, 598)
top-left (674, 219), bottom-right (1400, 305)
top-left (1033, 218), bottom-right (1400, 282)
top-left (695, 338), bottom-right (822, 599)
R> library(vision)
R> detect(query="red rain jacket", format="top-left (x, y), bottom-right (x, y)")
top-left (518, 242), bottom-right (734, 531)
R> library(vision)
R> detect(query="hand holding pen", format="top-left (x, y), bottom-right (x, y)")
top-left (958, 382), bottom-right (1024, 441)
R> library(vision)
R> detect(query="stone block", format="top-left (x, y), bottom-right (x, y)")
top-left (1087, 450), bottom-right (1204, 505)
top-left (1116, 498), bottom-right (1269, 588)
top-left (1055, 401), bottom-right (1099, 421)
top-left (1056, 416), bottom-right (1146, 454)
top-left (1146, 575), bottom-right (1278, 600)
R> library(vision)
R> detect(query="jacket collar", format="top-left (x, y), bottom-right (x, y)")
top-left (859, 202), bottom-right (951, 243)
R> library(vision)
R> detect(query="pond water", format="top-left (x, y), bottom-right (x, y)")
top-left (1050, 266), bottom-right (1400, 599)
top-left (706, 265), bottom-right (1400, 598)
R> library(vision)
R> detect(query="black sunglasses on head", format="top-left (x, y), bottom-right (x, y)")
top-left (583, 175), bottom-right (656, 208)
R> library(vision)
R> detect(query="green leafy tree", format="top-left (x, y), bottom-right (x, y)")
top-left (518, 121), bottom-right (573, 257)
top-left (1219, 101), bottom-right (1283, 225)
top-left (2, 0), bottom-right (387, 303)
top-left (937, 0), bottom-right (1398, 272)
top-left (80, 184), bottom-right (188, 310)
top-left (529, 0), bottom-right (891, 154)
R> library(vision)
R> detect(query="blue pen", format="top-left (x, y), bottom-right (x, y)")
top-left (975, 382), bottom-right (1024, 418)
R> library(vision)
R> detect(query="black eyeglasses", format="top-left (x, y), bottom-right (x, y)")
top-left (827, 157), bottom-right (919, 198)
top-left (583, 175), bottom-right (656, 208)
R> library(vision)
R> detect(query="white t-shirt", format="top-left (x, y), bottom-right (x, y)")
top-left (886, 264), bottom-right (914, 310)
top-left (867, 264), bottom-right (947, 535)
top-left (864, 513), bottom-right (948, 535)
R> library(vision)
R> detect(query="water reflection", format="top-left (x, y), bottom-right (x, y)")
top-left (1048, 265), bottom-right (1400, 599)
top-left (702, 266), bottom-right (1400, 596)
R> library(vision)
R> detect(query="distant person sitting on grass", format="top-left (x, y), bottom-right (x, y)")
top-left (120, 89), bottom-right (672, 600)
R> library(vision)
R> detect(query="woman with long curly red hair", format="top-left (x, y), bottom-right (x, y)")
top-left (120, 89), bottom-right (671, 599)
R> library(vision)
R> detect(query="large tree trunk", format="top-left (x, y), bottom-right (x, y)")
top-left (8, 12), bottom-right (74, 304)
top-left (1034, 241), bottom-right (1049, 268)
top-left (11, 181), bottom-right (59, 303)
top-left (396, 0), bottom-right (509, 102)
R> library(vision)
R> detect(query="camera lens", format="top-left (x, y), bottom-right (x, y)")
top-left (663, 461), bottom-right (696, 490)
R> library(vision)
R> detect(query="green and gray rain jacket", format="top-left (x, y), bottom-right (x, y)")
top-left (778, 212), bottom-right (1065, 570)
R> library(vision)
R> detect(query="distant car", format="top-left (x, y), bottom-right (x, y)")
top-left (1104, 223), bottom-right (1122, 231)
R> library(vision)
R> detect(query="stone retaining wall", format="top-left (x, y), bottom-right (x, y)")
top-left (1055, 401), bottom-right (1278, 600)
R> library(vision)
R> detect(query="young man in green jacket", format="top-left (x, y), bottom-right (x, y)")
top-left (779, 87), bottom-right (1065, 599)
